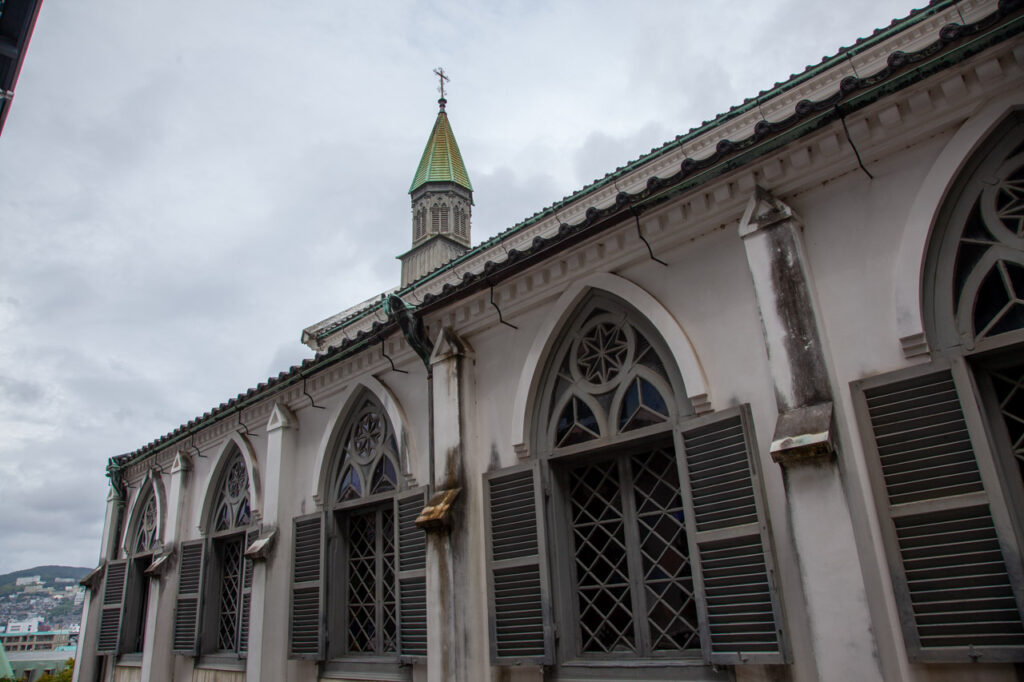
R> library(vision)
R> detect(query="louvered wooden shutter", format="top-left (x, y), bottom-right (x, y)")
top-left (172, 540), bottom-right (206, 655)
top-left (238, 528), bottom-right (259, 658)
top-left (857, 365), bottom-right (1024, 662)
top-left (96, 559), bottom-right (128, 655)
top-left (484, 462), bottom-right (553, 665)
top-left (396, 487), bottom-right (428, 661)
top-left (289, 513), bottom-right (324, 659)
top-left (679, 407), bottom-right (786, 664)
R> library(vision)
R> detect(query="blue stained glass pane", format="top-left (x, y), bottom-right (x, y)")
top-left (640, 378), bottom-right (668, 417)
top-left (339, 466), bottom-right (362, 501)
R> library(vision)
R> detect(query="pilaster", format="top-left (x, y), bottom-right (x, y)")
top-left (739, 187), bottom-right (882, 680)
top-left (423, 327), bottom-right (472, 682)
top-left (245, 402), bottom-right (295, 682)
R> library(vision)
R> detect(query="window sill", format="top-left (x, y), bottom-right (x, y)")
top-left (115, 654), bottom-right (142, 667)
top-left (196, 654), bottom-right (246, 672)
top-left (320, 657), bottom-right (411, 681)
top-left (551, 659), bottom-right (730, 681)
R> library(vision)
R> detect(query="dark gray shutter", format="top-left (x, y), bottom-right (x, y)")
top-left (172, 539), bottom-right (206, 655)
top-left (290, 513), bottom-right (324, 659)
top-left (679, 407), bottom-right (786, 665)
top-left (857, 366), bottom-right (1024, 662)
top-left (396, 487), bottom-right (428, 661)
top-left (96, 559), bottom-right (128, 655)
top-left (238, 528), bottom-right (259, 658)
top-left (484, 462), bottom-right (552, 665)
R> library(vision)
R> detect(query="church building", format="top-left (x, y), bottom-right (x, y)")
top-left (76, 1), bottom-right (1024, 681)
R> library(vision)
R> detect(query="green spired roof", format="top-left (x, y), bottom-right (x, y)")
top-left (409, 98), bottom-right (473, 193)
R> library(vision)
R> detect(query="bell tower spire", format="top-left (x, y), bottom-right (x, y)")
top-left (399, 68), bottom-right (473, 288)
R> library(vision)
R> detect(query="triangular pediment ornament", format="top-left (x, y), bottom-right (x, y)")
top-left (738, 185), bottom-right (802, 237)
top-left (171, 450), bottom-right (192, 474)
top-left (429, 326), bottom-right (473, 364)
top-left (267, 402), bottom-right (297, 432)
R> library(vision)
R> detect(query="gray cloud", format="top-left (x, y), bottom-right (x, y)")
top-left (0, 0), bottom-right (922, 573)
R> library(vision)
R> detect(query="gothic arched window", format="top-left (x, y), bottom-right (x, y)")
top-left (480, 293), bottom-right (784, 671)
top-left (439, 203), bottom-right (450, 233)
top-left (858, 112), bottom-right (1024, 663)
top-left (295, 391), bottom-right (428, 669)
top-left (431, 204), bottom-right (440, 233)
top-left (97, 483), bottom-right (163, 656)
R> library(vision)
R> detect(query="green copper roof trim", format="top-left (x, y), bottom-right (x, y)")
top-left (409, 102), bottom-right (473, 193)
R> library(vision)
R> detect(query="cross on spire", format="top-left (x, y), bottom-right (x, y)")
top-left (433, 67), bottom-right (449, 100)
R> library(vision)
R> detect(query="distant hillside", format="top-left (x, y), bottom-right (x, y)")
top-left (0, 565), bottom-right (91, 589)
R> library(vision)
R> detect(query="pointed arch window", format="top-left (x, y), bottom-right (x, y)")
top-left (483, 294), bottom-right (785, 671)
top-left (208, 450), bottom-right (253, 655)
top-left (431, 205), bottom-right (440, 233)
top-left (97, 483), bottom-right (163, 657)
top-left (172, 448), bottom-right (256, 659)
top-left (287, 392), bottom-right (428, 667)
top-left (860, 113), bottom-right (1024, 663)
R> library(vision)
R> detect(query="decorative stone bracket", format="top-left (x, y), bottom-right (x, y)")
top-left (769, 401), bottom-right (835, 463)
top-left (416, 488), bottom-right (461, 533)
top-left (244, 527), bottom-right (278, 562)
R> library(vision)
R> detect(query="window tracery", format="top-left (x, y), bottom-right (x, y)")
top-left (331, 400), bottom-right (401, 503)
top-left (213, 453), bottom-right (251, 532)
top-left (949, 125), bottom-right (1024, 343)
top-left (546, 306), bottom-right (676, 449)
top-left (133, 492), bottom-right (159, 554)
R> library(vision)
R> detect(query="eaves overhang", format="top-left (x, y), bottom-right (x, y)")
top-left (0, 0), bottom-right (43, 137)
top-left (117, 0), bottom-right (1024, 474)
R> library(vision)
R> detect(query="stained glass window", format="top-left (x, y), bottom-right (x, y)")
top-left (545, 304), bottom-right (676, 448)
top-left (535, 297), bottom-right (702, 661)
top-left (208, 448), bottom-right (253, 655)
top-left (327, 394), bottom-right (405, 659)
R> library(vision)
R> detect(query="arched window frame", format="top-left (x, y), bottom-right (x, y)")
top-left (856, 110), bottom-right (1024, 664)
top-left (289, 390), bottom-right (428, 667)
top-left (97, 475), bottom-right (166, 657)
top-left (483, 291), bottom-right (785, 670)
top-left (173, 443), bottom-right (258, 660)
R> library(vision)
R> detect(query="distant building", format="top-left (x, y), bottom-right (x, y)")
top-left (13, 576), bottom-right (40, 587)
top-left (0, 629), bottom-right (72, 652)
top-left (7, 648), bottom-right (74, 682)
top-left (4, 618), bottom-right (41, 634)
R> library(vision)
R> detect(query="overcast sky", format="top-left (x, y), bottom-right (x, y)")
top-left (0, 0), bottom-right (923, 575)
